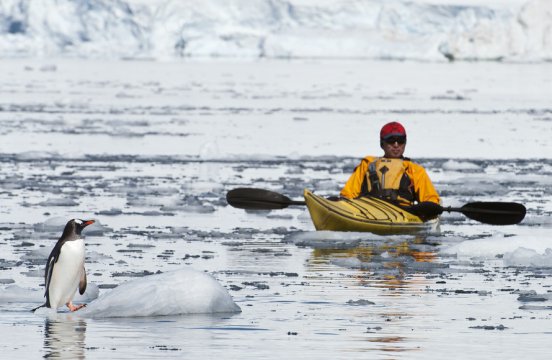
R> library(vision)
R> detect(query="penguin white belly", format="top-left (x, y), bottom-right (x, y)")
top-left (48, 239), bottom-right (85, 309)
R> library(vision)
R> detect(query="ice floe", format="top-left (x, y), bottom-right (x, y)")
top-left (80, 268), bottom-right (241, 318)
top-left (442, 160), bottom-right (482, 171)
top-left (0, 283), bottom-right (99, 305)
top-left (503, 247), bottom-right (552, 268)
top-left (441, 233), bottom-right (552, 267)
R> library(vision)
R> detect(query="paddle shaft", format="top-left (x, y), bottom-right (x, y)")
top-left (446, 206), bottom-right (522, 216)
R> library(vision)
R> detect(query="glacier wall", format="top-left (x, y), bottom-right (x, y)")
top-left (0, 0), bottom-right (550, 61)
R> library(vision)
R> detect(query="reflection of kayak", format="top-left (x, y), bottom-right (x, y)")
top-left (303, 189), bottom-right (439, 235)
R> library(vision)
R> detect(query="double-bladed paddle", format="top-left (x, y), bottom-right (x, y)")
top-left (226, 188), bottom-right (526, 225)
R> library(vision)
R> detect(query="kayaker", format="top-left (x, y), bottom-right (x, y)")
top-left (340, 122), bottom-right (440, 217)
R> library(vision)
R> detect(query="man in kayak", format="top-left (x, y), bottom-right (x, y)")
top-left (340, 122), bottom-right (440, 217)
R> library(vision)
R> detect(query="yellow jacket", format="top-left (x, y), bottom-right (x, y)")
top-left (340, 156), bottom-right (440, 205)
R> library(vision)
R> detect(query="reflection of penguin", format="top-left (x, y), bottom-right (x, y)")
top-left (33, 219), bottom-right (95, 312)
top-left (44, 317), bottom-right (86, 359)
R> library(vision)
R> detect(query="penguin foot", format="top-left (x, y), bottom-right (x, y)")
top-left (66, 302), bottom-right (86, 312)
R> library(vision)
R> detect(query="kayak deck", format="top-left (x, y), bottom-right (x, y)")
top-left (303, 189), bottom-right (439, 234)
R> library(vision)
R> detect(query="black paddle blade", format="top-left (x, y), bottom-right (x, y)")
top-left (226, 188), bottom-right (298, 210)
top-left (458, 202), bottom-right (527, 225)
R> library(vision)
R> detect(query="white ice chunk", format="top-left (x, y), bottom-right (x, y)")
top-left (441, 233), bottom-right (552, 261)
top-left (38, 198), bottom-right (79, 207)
top-left (80, 268), bottom-right (241, 318)
top-left (503, 247), bottom-right (552, 268)
top-left (74, 283), bottom-right (100, 303)
top-left (0, 285), bottom-right (42, 303)
top-left (34, 217), bottom-right (108, 236)
top-left (35, 217), bottom-right (70, 232)
top-left (442, 160), bottom-right (482, 171)
top-left (0, 283), bottom-right (99, 305)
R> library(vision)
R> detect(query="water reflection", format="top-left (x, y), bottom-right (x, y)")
top-left (310, 236), bottom-right (439, 279)
top-left (307, 235), bottom-right (440, 353)
top-left (43, 316), bottom-right (86, 359)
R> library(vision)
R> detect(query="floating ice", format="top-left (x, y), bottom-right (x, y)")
top-left (0, 285), bottom-right (42, 303)
top-left (74, 283), bottom-right (100, 303)
top-left (441, 234), bottom-right (552, 265)
top-left (520, 215), bottom-right (552, 227)
top-left (169, 227), bottom-right (190, 235)
top-left (440, 177), bottom-right (511, 196)
top-left (20, 270), bottom-right (43, 280)
top-left (442, 160), bottom-right (482, 171)
top-left (503, 247), bottom-right (552, 267)
top-left (96, 208), bottom-right (123, 216)
top-left (33, 217), bottom-right (108, 236)
top-left (86, 251), bottom-right (115, 262)
top-left (20, 247), bottom-right (51, 264)
top-left (161, 204), bottom-right (216, 214)
top-left (517, 290), bottom-right (552, 302)
top-left (0, 283), bottom-right (99, 305)
top-left (312, 180), bottom-right (340, 192)
top-left (346, 299), bottom-right (376, 306)
top-left (80, 221), bottom-right (109, 236)
top-left (38, 198), bottom-right (79, 207)
top-left (266, 214), bottom-right (294, 220)
top-left (33, 217), bottom-right (68, 232)
top-left (14, 151), bottom-right (60, 161)
top-left (286, 231), bottom-right (368, 249)
top-left (80, 268), bottom-right (241, 318)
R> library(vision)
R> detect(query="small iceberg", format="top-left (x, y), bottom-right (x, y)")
top-left (504, 248), bottom-right (552, 268)
top-left (442, 160), bottom-right (482, 171)
top-left (38, 198), bottom-right (79, 207)
top-left (81, 268), bottom-right (241, 318)
top-left (33, 217), bottom-right (109, 236)
top-left (0, 285), bottom-right (43, 303)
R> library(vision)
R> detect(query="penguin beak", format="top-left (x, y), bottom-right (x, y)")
top-left (82, 220), bottom-right (95, 227)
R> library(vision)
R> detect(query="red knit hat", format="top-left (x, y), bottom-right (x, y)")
top-left (380, 122), bottom-right (406, 140)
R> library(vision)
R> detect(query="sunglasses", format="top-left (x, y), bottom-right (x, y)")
top-left (383, 136), bottom-right (406, 145)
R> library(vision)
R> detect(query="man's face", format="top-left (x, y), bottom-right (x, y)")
top-left (382, 136), bottom-right (406, 158)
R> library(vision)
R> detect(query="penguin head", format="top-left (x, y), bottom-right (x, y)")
top-left (61, 219), bottom-right (96, 239)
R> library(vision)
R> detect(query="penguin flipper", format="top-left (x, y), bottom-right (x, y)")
top-left (79, 268), bottom-right (87, 295)
top-left (44, 255), bottom-right (56, 303)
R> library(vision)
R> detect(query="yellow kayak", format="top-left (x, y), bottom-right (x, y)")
top-left (303, 189), bottom-right (439, 234)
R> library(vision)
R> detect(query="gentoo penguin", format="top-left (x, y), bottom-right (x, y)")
top-left (33, 219), bottom-right (95, 312)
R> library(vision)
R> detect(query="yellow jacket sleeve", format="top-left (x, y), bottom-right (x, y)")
top-left (406, 162), bottom-right (440, 204)
top-left (340, 156), bottom-right (375, 199)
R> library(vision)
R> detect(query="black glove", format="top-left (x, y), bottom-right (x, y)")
top-left (407, 202), bottom-right (443, 221)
